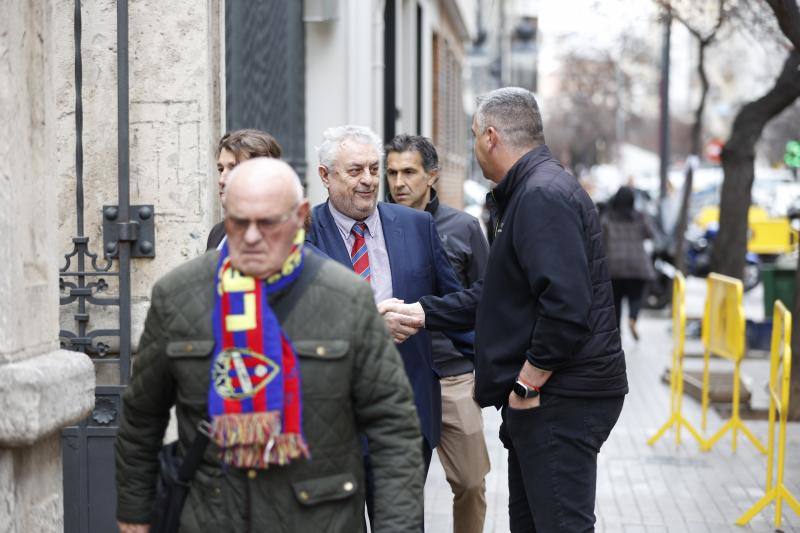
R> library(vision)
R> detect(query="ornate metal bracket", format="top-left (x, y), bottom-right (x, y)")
top-left (102, 204), bottom-right (156, 258)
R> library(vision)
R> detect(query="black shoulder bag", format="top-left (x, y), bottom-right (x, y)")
top-left (149, 251), bottom-right (325, 533)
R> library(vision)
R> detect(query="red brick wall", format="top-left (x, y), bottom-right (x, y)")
top-left (432, 31), bottom-right (468, 209)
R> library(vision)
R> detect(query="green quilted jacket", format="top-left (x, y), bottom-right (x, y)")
top-left (115, 251), bottom-right (423, 532)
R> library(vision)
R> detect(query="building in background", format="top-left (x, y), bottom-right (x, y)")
top-left (431, 0), bottom-right (475, 208)
top-left (464, 0), bottom-right (539, 187)
top-left (304, 0), bottom-right (475, 209)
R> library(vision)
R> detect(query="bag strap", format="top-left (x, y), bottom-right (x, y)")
top-left (176, 421), bottom-right (211, 484)
top-left (177, 249), bottom-right (325, 483)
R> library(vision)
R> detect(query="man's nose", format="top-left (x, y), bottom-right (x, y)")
top-left (219, 169), bottom-right (228, 187)
top-left (243, 221), bottom-right (262, 244)
top-left (358, 172), bottom-right (375, 188)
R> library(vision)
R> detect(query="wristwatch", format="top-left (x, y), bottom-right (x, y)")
top-left (513, 379), bottom-right (540, 399)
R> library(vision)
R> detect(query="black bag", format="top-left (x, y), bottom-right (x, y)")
top-left (149, 250), bottom-right (325, 532)
top-left (149, 422), bottom-right (210, 533)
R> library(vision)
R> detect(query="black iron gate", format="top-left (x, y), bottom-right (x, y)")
top-left (60, 1), bottom-right (154, 531)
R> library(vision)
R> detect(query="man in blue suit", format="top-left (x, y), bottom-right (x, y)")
top-left (307, 125), bottom-right (473, 525)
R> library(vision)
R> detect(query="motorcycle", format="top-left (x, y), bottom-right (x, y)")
top-left (685, 224), bottom-right (761, 292)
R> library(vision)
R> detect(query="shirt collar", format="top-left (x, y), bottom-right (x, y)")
top-left (424, 188), bottom-right (440, 216)
top-left (327, 200), bottom-right (380, 239)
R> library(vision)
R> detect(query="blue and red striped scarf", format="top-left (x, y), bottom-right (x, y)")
top-left (208, 229), bottom-right (309, 468)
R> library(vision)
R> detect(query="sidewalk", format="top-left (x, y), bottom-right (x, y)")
top-left (424, 308), bottom-right (800, 532)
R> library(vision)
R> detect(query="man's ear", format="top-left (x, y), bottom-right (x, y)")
top-left (318, 165), bottom-right (330, 188)
top-left (297, 199), bottom-right (311, 222)
top-left (486, 126), bottom-right (499, 151)
top-left (427, 168), bottom-right (440, 188)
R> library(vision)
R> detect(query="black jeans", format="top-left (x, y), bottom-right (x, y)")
top-left (500, 394), bottom-right (624, 532)
top-left (611, 278), bottom-right (646, 325)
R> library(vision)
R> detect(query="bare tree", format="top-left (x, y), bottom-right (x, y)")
top-left (655, 0), bottom-right (731, 272)
top-left (707, 0), bottom-right (800, 418)
top-left (546, 49), bottom-right (626, 172)
top-left (546, 39), bottom-right (657, 175)
top-left (712, 0), bottom-right (800, 278)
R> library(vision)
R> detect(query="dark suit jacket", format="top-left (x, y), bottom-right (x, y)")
top-left (206, 221), bottom-right (225, 251)
top-left (307, 201), bottom-right (473, 447)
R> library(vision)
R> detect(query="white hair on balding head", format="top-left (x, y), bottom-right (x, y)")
top-left (315, 125), bottom-right (384, 170)
top-left (475, 87), bottom-right (545, 149)
top-left (227, 157), bottom-right (304, 203)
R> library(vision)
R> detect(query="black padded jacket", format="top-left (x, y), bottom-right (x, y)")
top-left (419, 145), bottom-right (628, 407)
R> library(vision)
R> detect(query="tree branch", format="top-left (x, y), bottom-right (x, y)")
top-left (724, 50), bottom-right (800, 155)
top-left (764, 0), bottom-right (800, 50)
top-left (656, 0), bottom-right (729, 44)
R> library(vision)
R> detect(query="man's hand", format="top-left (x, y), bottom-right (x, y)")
top-left (117, 522), bottom-right (149, 533)
top-left (507, 360), bottom-right (553, 409)
top-left (378, 299), bottom-right (426, 328)
top-left (378, 299), bottom-right (425, 343)
top-left (382, 312), bottom-right (422, 343)
top-left (508, 390), bottom-right (540, 410)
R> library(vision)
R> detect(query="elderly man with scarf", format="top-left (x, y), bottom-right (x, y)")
top-left (115, 158), bottom-right (423, 532)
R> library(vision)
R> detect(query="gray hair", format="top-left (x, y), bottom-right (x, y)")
top-left (316, 125), bottom-right (384, 170)
top-left (475, 87), bottom-right (545, 148)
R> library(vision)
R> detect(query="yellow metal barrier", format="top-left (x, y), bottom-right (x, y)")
top-left (648, 272), bottom-right (704, 447)
top-left (737, 301), bottom-right (800, 528)
top-left (700, 273), bottom-right (767, 453)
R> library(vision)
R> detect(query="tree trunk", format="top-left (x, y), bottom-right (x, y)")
top-left (673, 40), bottom-right (710, 273)
top-left (708, 49), bottom-right (800, 420)
top-left (710, 50), bottom-right (800, 280)
top-left (673, 166), bottom-right (693, 272)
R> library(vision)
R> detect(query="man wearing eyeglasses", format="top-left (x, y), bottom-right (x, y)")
top-left (115, 157), bottom-right (424, 532)
top-left (307, 125), bottom-right (474, 529)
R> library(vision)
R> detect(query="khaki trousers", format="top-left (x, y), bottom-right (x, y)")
top-left (437, 373), bottom-right (491, 533)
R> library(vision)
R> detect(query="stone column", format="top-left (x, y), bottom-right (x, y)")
top-left (1, 0), bottom-right (224, 528)
top-left (0, 1), bottom-right (95, 531)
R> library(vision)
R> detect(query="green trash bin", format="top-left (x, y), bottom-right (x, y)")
top-left (761, 264), bottom-right (796, 317)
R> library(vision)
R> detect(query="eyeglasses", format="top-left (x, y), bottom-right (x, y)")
top-left (225, 202), bottom-right (298, 237)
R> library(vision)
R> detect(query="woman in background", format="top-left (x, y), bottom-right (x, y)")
top-left (601, 186), bottom-right (655, 341)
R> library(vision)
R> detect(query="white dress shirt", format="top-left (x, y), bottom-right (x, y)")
top-left (327, 202), bottom-right (394, 304)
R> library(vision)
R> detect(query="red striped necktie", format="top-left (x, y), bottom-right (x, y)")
top-left (350, 222), bottom-right (371, 283)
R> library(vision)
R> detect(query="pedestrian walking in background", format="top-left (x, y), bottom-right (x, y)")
top-left (386, 134), bottom-right (491, 533)
top-left (115, 158), bottom-right (423, 533)
top-left (380, 87), bottom-right (627, 532)
top-left (207, 129), bottom-right (283, 250)
top-left (601, 186), bottom-right (655, 341)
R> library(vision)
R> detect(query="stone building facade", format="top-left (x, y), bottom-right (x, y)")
top-left (1, 1), bottom-right (95, 531)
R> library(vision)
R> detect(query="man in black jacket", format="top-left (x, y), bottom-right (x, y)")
top-left (386, 135), bottom-right (491, 533)
top-left (380, 87), bottom-right (627, 532)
